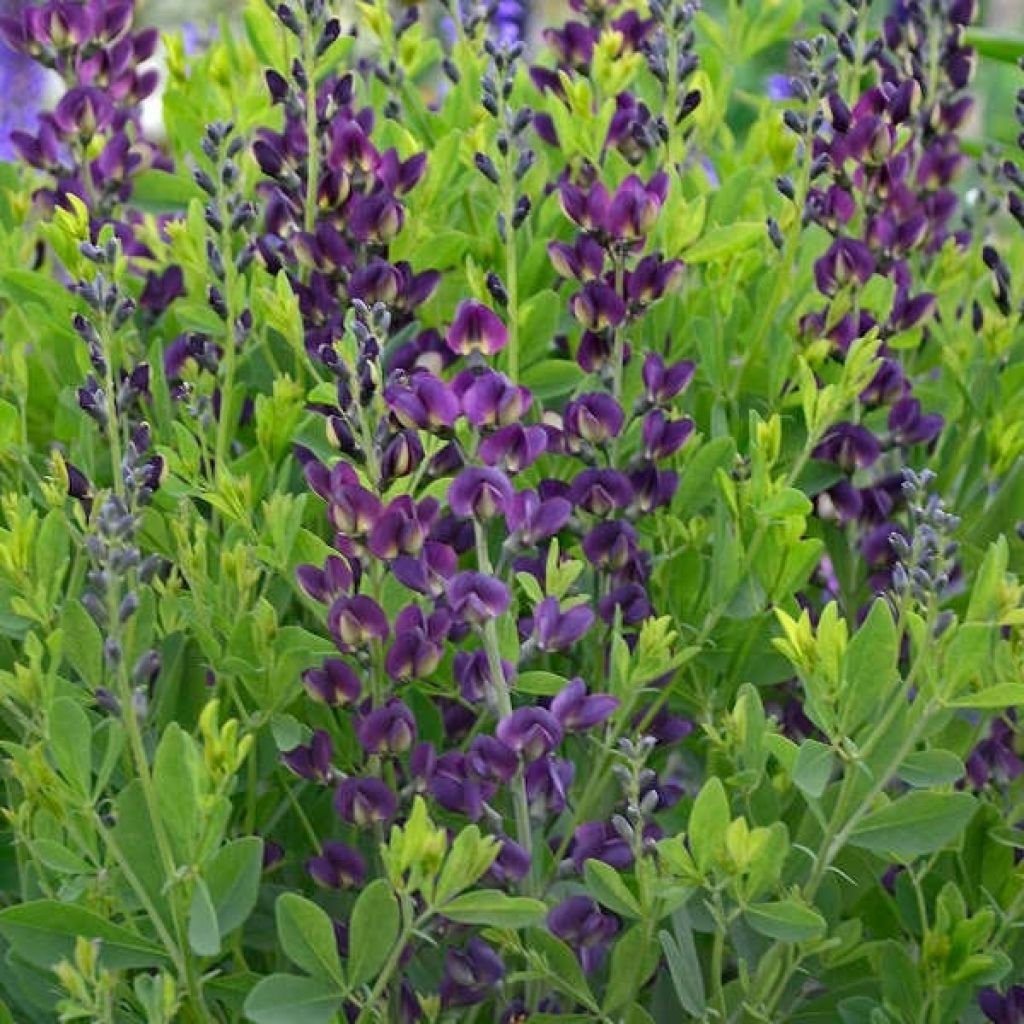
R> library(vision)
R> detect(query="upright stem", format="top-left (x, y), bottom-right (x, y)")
top-left (214, 173), bottom-right (241, 485)
top-left (475, 523), bottom-right (536, 893)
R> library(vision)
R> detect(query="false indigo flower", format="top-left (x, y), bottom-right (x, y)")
top-left (551, 679), bottom-right (619, 731)
top-left (496, 707), bottom-right (564, 761)
top-left (547, 895), bottom-right (620, 973)
top-left (307, 842), bottom-right (367, 890)
top-left (533, 597), bottom-right (595, 652)
top-left (282, 730), bottom-right (334, 783)
top-left (328, 594), bottom-right (390, 650)
top-left (455, 650), bottom-right (515, 704)
top-left (449, 467), bottom-right (515, 521)
top-left (302, 658), bottom-right (362, 706)
top-left (356, 699), bottom-right (417, 755)
top-left (979, 987), bottom-right (1024, 1024)
top-left (439, 939), bottom-right (505, 1008)
top-left (446, 300), bottom-right (508, 356)
top-left (448, 572), bottom-right (511, 624)
top-left (335, 776), bottom-right (397, 826)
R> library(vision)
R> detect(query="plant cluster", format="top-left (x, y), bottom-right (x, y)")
top-left (0, 0), bottom-right (1022, 1022)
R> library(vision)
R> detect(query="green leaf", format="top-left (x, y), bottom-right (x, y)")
top-left (132, 169), bottom-right (201, 209)
top-left (47, 697), bottom-right (92, 796)
top-left (792, 739), bottom-right (834, 800)
top-left (897, 750), bottom-right (966, 788)
top-left (523, 928), bottom-right (596, 1011)
top-left (583, 859), bottom-right (642, 918)
top-left (0, 900), bottom-right (169, 970)
top-left (188, 879), bottom-right (221, 957)
top-left (515, 671), bottom-right (568, 696)
top-left (946, 683), bottom-right (1024, 709)
top-left (153, 724), bottom-right (202, 864)
top-left (243, 974), bottom-right (343, 1024)
top-left (660, 913), bottom-right (705, 1016)
top-left (745, 900), bottom-right (827, 943)
top-left (676, 436), bottom-right (735, 514)
top-left (205, 838), bottom-right (264, 937)
top-left (275, 894), bottom-right (345, 988)
top-left (964, 28), bottom-right (1024, 64)
top-left (29, 839), bottom-right (91, 876)
top-left (521, 360), bottom-right (583, 401)
top-left (441, 890), bottom-right (547, 928)
top-left (60, 600), bottom-right (103, 687)
top-left (842, 599), bottom-right (898, 733)
top-left (603, 924), bottom-right (656, 1013)
top-left (684, 222), bottom-right (765, 263)
top-left (348, 880), bottom-right (400, 987)
top-left (850, 792), bottom-right (977, 857)
top-left (688, 777), bottom-right (730, 872)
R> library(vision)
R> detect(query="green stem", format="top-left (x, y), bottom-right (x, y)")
top-left (475, 524), bottom-right (536, 893)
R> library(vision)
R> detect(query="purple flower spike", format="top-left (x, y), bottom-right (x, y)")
top-left (448, 572), bottom-right (511, 625)
top-left (439, 939), bottom-right (505, 1008)
top-left (449, 467), bottom-right (515, 521)
top-left (327, 594), bottom-right (390, 650)
top-left (307, 841), bottom-right (366, 890)
top-left (551, 679), bottom-right (619, 731)
top-left (533, 596), bottom-right (595, 652)
top-left (335, 776), bottom-right (397, 826)
top-left (302, 658), bottom-right (362, 706)
top-left (446, 301), bottom-right (508, 356)
top-left (282, 730), bottom-right (334, 783)
top-left (356, 699), bottom-right (417, 755)
top-left (547, 895), bottom-right (620, 974)
top-left (496, 707), bottom-right (564, 761)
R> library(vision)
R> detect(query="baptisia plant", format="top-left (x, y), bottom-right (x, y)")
top-left (0, 0), bottom-right (1021, 1023)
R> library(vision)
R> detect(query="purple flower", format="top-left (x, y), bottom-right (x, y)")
top-left (455, 649), bottom-right (515, 703)
top-left (449, 467), bottom-right (515, 521)
top-left (282, 730), bottom-right (334, 783)
top-left (467, 735), bottom-right (518, 785)
top-left (496, 707), bottom-right (563, 761)
top-left (489, 837), bottom-right (531, 884)
top-left (479, 424), bottom-right (548, 473)
top-left (368, 497), bottom-right (437, 560)
top-left (813, 423), bottom-right (881, 472)
top-left (547, 895), bottom-right (620, 973)
top-left (302, 658), bottom-right (362, 706)
top-left (525, 755), bottom-right (574, 816)
top-left (979, 987), bottom-right (1024, 1024)
top-left (335, 776), bottom-right (397, 826)
top-left (356, 699), bottom-right (417, 754)
top-left (430, 752), bottom-right (488, 820)
top-left (448, 572), bottom-right (511, 624)
top-left (569, 282), bottom-right (626, 330)
top-left (446, 301), bottom-right (508, 356)
top-left (384, 371), bottom-right (460, 430)
top-left (507, 491), bottom-right (572, 545)
top-left (439, 939), bottom-right (505, 1008)
top-left (605, 172), bottom-right (668, 239)
top-left (642, 411), bottom-right (694, 460)
top-left (456, 369), bottom-right (532, 427)
top-left (533, 596), bottom-right (595, 652)
top-left (887, 396), bottom-right (943, 447)
top-left (569, 821), bottom-right (635, 871)
top-left (307, 841), bottom-right (366, 889)
top-left (582, 521), bottom-right (637, 571)
top-left (551, 679), bottom-right (618, 731)
top-left (296, 556), bottom-right (353, 603)
top-left (814, 238), bottom-right (876, 296)
top-left (569, 469), bottom-right (634, 515)
top-left (564, 393), bottom-right (625, 447)
top-left (766, 74), bottom-right (794, 101)
top-left (328, 594), bottom-right (390, 649)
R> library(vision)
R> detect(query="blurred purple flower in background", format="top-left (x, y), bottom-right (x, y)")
top-left (0, 0), bottom-right (46, 160)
